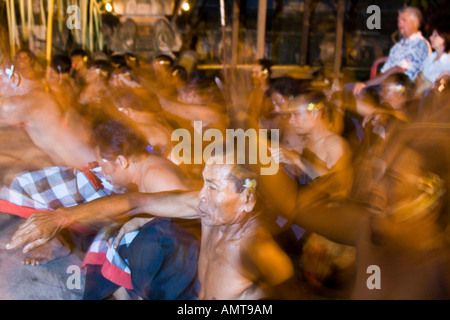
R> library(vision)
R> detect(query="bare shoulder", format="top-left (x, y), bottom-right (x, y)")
top-left (141, 156), bottom-right (190, 192)
top-left (324, 134), bottom-right (351, 167)
top-left (324, 133), bottom-right (349, 147)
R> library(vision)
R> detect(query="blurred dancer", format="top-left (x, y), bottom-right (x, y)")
top-left (7, 152), bottom-right (304, 300)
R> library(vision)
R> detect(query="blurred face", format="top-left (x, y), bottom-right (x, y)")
top-left (152, 59), bottom-right (172, 78)
top-left (198, 163), bottom-right (248, 227)
top-left (98, 155), bottom-right (130, 189)
top-left (288, 100), bottom-right (317, 134)
top-left (397, 12), bottom-right (418, 38)
top-left (14, 52), bottom-right (34, 73)
top-left (71, 55), bottom-right (86, 71)
top-left (430, 30), bottom-right (446, 52)
top-left (270, 91), bottom-right (290, 113)
top-left (251, 64), bottom-right (268, 86)
top-left (380, 82), bottom-right (406, 108)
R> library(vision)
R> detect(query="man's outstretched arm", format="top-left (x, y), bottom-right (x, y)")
top-left (6, 190), bottom-right (201, 253)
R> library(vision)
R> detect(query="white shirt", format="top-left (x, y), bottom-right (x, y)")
top-left (421, 51), bottom-right (450, 83)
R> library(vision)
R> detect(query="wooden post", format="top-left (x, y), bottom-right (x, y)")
top-left (333, 0), bottom-right (345, 85)
top-left (231, 0), bottom-right (239, 67)
top-left (256, 0), bottom-right (267, 60)
top-left (220, 0), bottom-right (226, 73)
top-left (300, 0), bottom-right (311, 66)
top-left (89, 0), bottom-right (94, 51)
top-left (46, 0), bottom-right (55, 70)
top-left (81, 0), bottom-right (88, 49)
top-left (27, 0), bottom-right (33, 50)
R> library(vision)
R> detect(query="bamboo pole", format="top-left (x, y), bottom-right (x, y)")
top-left (333, 0), bottom-right (345, 86)
top-left (27, 0), bottom-right (33, 49)
top-left (256, 0), bottom-right (267, 60)
top-left (57, 0), bottom-right (64, 33)
top-left (81, 0), bottom-right (87, 50)
top-left (220, 0), bottom-right (226, 70)
top-left (46, 0), bottom-right (54, 71)
top-left (19, 0), bottom-right (27, 41)
top-left (300, 0), bottom-right (311, 66)
top-left (93, 0), bottom-right (102, 51)
top-left (231, 0), bottom-right (239, 67)
top-left (6, 0), bottom-right (14, 58)
top-left (10, 0), bottom-right (18, 56)
top-left (40, 0), bottom-right (46, 27)
top-left (89, 0), bottom-right (93, 51)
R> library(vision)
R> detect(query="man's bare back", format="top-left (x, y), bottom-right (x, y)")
top-left (0, 79), bottom-right (96, 168)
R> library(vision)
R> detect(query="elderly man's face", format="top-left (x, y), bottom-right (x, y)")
top-left (397, 12), bottom-right (418, 38)
top-left (198, 163), bottom-right (250, 227)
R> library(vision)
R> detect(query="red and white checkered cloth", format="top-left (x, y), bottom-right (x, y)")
top-left (0, 163), bottom-right (123, 234)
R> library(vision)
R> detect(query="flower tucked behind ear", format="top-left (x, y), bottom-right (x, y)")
top-left (243, 178), bottom-right (257, 194)
top-left (95, 68), bottom-right (109, 78)
top-left (307, 102), bottom-right (324, 111)
top-left (395, 84), bottom-right (405, 93)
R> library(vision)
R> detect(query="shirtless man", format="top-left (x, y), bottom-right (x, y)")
top-left (0, 63), bottom-right (96, 169)
top-left (3, 116), bottom-right (194, 270)
top-left (269, 90), bottom-right (355, 295)
top-left (7, 153), bottom-right (299, 300)
top-left (256, 82), bottom-right (450, 299)
top-left (270, 90), bottom-right (352, 192)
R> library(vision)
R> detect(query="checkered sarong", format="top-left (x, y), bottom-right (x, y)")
top-left (82, 228), bottom-right (139, 290)
top-left (0, 165), bottom-right (122, 233)
top-left (82, 219), bottom-right (201, 295)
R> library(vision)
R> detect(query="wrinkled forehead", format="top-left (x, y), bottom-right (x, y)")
top-left (203, 160), bottom-right (233, 180)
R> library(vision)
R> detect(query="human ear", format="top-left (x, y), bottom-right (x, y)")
top-left (116, 155), bottom-right (130, 169)
top-left (241, 188), bottom-right (256, 213)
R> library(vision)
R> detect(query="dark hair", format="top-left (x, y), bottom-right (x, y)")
top-left (257, 59), bottom-right (273, 78)
top-left (87, 59), bottom-right (113, 78)
top-left (70, 48), bottom-right (89, 59)
top-left (16, 48), bottom-right (35, 61)
top-left (110, 54), bottom-right (129, 69)
top-left (153, 54), bottom-right (174, 67)
top-left (172, 65), bottom-right (188, 82)
top-left (433, 23), bottom-right (450, 52)
top-left (93, 118), bottom-right (150, 160)
top-left (384, 73), bottom-right (414, 95)
top-left (51, 55), bottom-right (72, 74)
top-left (291, 89), bottom-right (335, 122)
top-left (125, 52), bottom-right (139, 67)
top-left (265, 76), bottom-right (307, 98)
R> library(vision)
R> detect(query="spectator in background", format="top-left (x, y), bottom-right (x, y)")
top-left (345, 6), bottom-right (431, 105)
top-left (69, 49), bottom-right (90, 95)
top-left (414, 21), bottom-right (450, 96)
